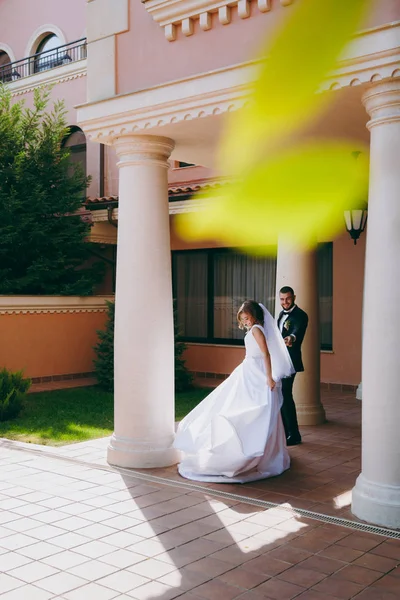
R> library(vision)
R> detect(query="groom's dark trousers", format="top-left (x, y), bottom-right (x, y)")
top-left (277, 305), bottom-right (308, 440)
top-left (281, 374), bottom-right (300, 440)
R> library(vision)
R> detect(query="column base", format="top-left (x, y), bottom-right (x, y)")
top-left (352, 474), bottom-right (400, 529)
top-left (107, 433), bottom-right (180, 469)
top-left (297, 404), bottom-right (326, 426)
top-left (356, 382), bottom-right (362, 400)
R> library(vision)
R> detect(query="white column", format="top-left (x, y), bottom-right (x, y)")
top-left (276, 244), bottom-right (326, 425)
top-left (352, 79), bottom-right (400, 528)
top-left (107, 135), bottom-right (179, 468)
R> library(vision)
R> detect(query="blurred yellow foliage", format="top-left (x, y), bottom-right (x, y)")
top-left (177, 0), bottom-right (371, 253)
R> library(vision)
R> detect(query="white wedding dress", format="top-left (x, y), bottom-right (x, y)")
top-left (174, 305), bottom-right (295, 483)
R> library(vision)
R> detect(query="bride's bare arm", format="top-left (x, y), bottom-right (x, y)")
top-left (252, 327), bottom-right (276, 391)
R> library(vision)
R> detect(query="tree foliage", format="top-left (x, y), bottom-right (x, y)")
top-left (94, 301), bottom-right (193, 393)
top-left (0, 368), bottom-right (31, 422)
top-left (0, 84), bottom-right (104, 295)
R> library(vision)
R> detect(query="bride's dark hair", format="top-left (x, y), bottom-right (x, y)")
top-left (237, 300), bottom-right (264, 330)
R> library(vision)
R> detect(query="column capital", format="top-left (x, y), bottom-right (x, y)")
top-left (114, 134), bottom-right (175, 169)
top-left (362, 78), bottom-right (400, 130)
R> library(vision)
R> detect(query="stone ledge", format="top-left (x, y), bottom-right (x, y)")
top-left (142, 0), bottom-right (292, 41)
top-left (0, 295), bottom-right (114, 315)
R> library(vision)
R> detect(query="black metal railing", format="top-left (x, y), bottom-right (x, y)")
top-left (0, 38), bottom-right (87, 83)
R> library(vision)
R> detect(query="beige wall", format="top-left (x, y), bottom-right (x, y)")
top-left (321, 231), bottom-right (365, 386)
top-left (0, 297), bottom-right (111, 379)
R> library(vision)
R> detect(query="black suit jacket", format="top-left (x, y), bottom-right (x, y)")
top-left (277, 305), bottom-right (308, 373)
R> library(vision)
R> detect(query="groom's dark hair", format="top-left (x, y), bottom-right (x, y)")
top-left (280, 286), bottom-right (295, 296)
top-left (237, 300), bottom-right (264, 330)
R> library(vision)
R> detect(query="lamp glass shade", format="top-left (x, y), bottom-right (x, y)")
top-left (344, 211), bottom-right (352, 231)
top-left (351, 210), bottom-right (363, 230)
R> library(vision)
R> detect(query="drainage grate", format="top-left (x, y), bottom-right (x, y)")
top-left (1, 439), bottom-right (400, 540)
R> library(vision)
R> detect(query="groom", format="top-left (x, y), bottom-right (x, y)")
top-left (277, 286), bottom-right (308, 446)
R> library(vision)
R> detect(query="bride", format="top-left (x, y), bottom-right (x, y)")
top-left (173, 301), bottom-right (295, 483)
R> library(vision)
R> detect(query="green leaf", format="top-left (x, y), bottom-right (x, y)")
top-left (177, 141), bottom-right (369, 251)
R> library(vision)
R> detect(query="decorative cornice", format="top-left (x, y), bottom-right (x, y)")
top-left (77, 21), bottom-right (400, 144)
top-left (142, 0), bottom-right (293, 41)
top-left (88, 197), bottom-right (212, 221)
top-left (91, 208), bottom-right (119, 222)
top-left (0, 295), bottom-right (113, 315)
top-left (7, 59), bottom-right (87, 97)
top-left (78, 63), bottom-right (251, 143)
top-left (169, 198), bottom-right (208, 214)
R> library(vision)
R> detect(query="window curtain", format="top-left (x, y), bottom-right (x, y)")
top-left (174, 252), bottom-right (208, 338)
top-left (213, 252), bottom-right (277, 340)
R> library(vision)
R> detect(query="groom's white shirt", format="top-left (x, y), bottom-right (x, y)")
top-left (278, 304), bottom-right (297, 340)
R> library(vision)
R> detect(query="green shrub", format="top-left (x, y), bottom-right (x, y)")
top-left (174, 302), bottom-right (193, 392)
top-left (0, 368), bottom-right (31, 421)
top-left (93, 300), bottom-right (192, 393)
top-left (93, 300), bottom-right (115, 393)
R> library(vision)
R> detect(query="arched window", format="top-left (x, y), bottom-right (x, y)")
top-left (63, 127), bottom-right (87, 199)
top-left (34, 33), bottom-right (63, 73)
top-left (0, 50), bottom-right (13, 82)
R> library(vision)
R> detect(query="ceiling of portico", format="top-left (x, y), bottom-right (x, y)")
top-left (166, 85), bottom-right (370, 168)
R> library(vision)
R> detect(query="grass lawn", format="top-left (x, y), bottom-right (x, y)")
top-left (0, 386), bottom-right (210, 446)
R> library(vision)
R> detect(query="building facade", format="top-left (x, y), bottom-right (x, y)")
top-left (1, 0), bottom-right (399, 527)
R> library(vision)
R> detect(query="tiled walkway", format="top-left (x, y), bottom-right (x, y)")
top-left (0, 391), bottom-right (399, 599)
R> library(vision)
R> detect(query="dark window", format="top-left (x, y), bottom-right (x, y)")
top-left (0, 51), bottom-right (12, 82)
top-left (62, 127), bottom-right (87, 199)
top-left (178, 162), bottom-right (195, 168)
top-left (34, 34), bottom-right (63, 73)
top-left (318, 242), bottom-right (333, 351)
top-left (173, 245), bottom-right (333, 350)
top-left (173, 249), bottom-right (276, 345)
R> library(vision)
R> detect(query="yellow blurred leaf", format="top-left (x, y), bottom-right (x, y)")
top-left (220, 0), bottom-right (369, 173)
top-left (177, 142), bottom-right (369, 252)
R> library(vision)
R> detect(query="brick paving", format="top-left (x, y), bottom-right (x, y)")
top-left (0, 390), bottom-right (399, 599)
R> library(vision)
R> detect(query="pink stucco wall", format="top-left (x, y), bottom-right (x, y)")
top-left (0, 0), bottom-right (85, 61)
top-left (365, 0), bottom-right (400, 28)
top-left (320, 232), bottom-right (365, 386)
top-left (116, 0), bottom-right (399, 96)
top-left (116, 0), bottom-right (287, 95)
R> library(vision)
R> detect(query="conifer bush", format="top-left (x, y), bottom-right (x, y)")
top-left (93, 301), bottom-right (192, 393)
top-left (0, 368), bottom-right (31, 422)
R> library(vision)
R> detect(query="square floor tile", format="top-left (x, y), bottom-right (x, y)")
top-left (0, 585), bottom-right (53, 600)
top-left (0, 533), bottom-right (38, 551)
top-left (99, 549), bottom-right (146, 569)
top-left (128, 580), bottom-right (183, 600)
top-left (26, 524), bottom-right (67, 541)
top-left (50, 532), bottom-right (90, 550)
top-left (67, 559), bottom-right (119, 581)
top-left (0, 574), bottom-right (25, 594)
top-left (78, 523), bottom-right (118, 539)
top-left (42, 550), bottom-right (90, 570)
top-left (17, 541), bottom-right (62, 560)
top-left (35, 572), bottom-right (87, 595)
top-left (63, 582), bottom-right (119, 600)
top-left (72, 540), bottom-right (116, 559)
top-left (128, 558), bottom-right (177, 579)
top-left (7, 561), bottom-right (59, 584)
top-left (98, 571), bottom-right (149, 594)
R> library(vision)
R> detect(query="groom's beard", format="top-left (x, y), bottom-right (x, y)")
top-left (282, 304), bottom-right (294, 312)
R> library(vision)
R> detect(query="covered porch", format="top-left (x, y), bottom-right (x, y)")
top-left (77, 21), bottom-right (400, 527)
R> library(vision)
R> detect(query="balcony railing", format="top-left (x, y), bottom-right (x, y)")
top-left (0, 38), bottom-right (87, 83)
